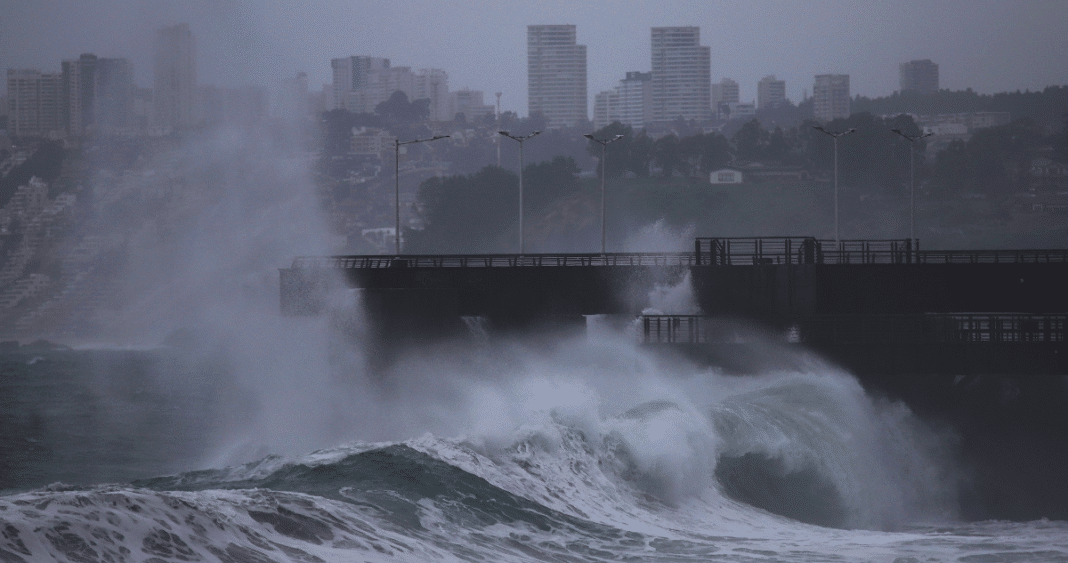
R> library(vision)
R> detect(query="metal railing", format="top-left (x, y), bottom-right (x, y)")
top-left (291, 252), bottom-right (698, 269)
top-left (909, 249), bottom-right (1068, 264)
top-left (641, 314), bottom-right (1068, 345)
top-left (642, 316), bottom-right (710, 345)
top-left (693, 237), bottom-right (920, 265)
top-left (289, 239), bottom-right (1068, 269)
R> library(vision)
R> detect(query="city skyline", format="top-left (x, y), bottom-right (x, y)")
top-left (3, 0), bottom-right (1067, 118)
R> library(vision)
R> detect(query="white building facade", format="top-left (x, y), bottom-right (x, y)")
top-left (711, 77), bottom-right (739, 119)
top-left (650, 27), bottom-right (712, 123)
top-left (153, 23), bottom-right (196, 128)
top-left (414, 69), bottom-right (450, 121)
top-left (900, 59), bottom-right (939, 94)
top-left (757, 75), bottom-right (786, 109)
top-left (813, 74), bottom-right (850, 122)
top-left (527, 25), bottom-right (588, 128)
top-left (6, 69), bottom-right (63, 137)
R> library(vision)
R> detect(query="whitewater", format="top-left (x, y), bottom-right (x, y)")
top-left (3, 330), bottom-right (1068, 563)
top-left (2, 128), bottom-right (1066, 562)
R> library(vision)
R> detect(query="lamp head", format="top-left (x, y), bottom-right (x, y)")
top-left (583, 134), bottom-right (595, 140)
top-left (499, 131), bottom-right (510, 136)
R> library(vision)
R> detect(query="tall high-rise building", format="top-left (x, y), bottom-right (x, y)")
top-left (618, 71), bottom-right (652, 129)
top-left (94, 57), bottom-right (134, 131)
top-left (757, 75), bottom-right (786, 109)
top-left (900, 59), bottom-right (939, 94)
top-left (360, 65), bottom-right (415, 113)
top-left (592, 89), bottom-right (620, 130)
top-left (6, 69), bottom-right (63, 137)
top-left (62, 54), bottom-right (96, 136)
top-left (813, 74), bottom-right (850, 121)
top-left (594, 71), bottom-right (652, 130)
top-left (153, 23), bottom-right (196, 128)
top-left (62, 54), bottom-right (134, 135)
top-left (414, 69), bottom-right (449, 121)
top-left (278, 71), bottom-right (310, 123)
top-left (711, 77), bottom-right (739, 118)
top-left (330, 56), bottom-right (389, 111)
top-left (527, 25), bottom-right (588, 128)
top-left (448, 88), bottom-right (494, 122)
top-left (650, 27), bottom-right (711, 123)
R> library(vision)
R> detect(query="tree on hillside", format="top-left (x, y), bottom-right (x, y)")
top-left (406, 157), bottom-right (584, 253)
top-left (932, 139), bottom-right (971, 197)
top-left (851, 86), bottom-right (1068, 132)
top-left (0, 140), bottom-right (65, 207)
top-left (320, 109), bottom-right (383, 154)
top-left (1057, 114), bottom-right (1068, 163)
top-left (754, 99), bottom-right (805, 129)
top-left (801, 112), bottom-right (920, 195)
top-left (406, 166), bottom-right (518, 253)
top-left (375, 91), bottom-right (430, 122)
top-left (678, 133), bottom-right (732, 176)
top-left (653, 134), bottom-right (683, 178)
top-left (928, 118), bottom-right (1046, 197)
top-left (523, 156), bottom-right (581, 211)
top-left (732, 119), bottom-right (768, 163)
top-left (964, 119), bottom-right (1044, 196)
top-left (585, 122), bottom-right (653, 178)
top-left (765, 127), bottom-right (794, 163)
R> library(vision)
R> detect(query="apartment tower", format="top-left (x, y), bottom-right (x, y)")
top-left (757, 75), bottom-right (786, 109)
top-left (650, 27), bottom-right (711, 123)
top-left (813, 74), bottom-right (850, 122)
top-left (900, 59), bottom-right (939, 94)
top-left (62, 54), bottom-right (96, 136)
top-left (153, 23), bottom-right (196, 128)
top-left (6, 69), bottom-right (63, 137)
top-left (711, 77), bottom-right (739, 118)
top-left (592, 90), bottom-right (619, 130)
top-left (527, 25), bottom-right (588, 128)
top-left (330, 56), bottom-right (389, 111)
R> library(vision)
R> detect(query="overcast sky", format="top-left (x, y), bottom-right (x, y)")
top-left (4, 0), bottom-right (1067, 115)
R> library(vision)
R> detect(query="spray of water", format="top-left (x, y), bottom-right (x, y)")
top-left (43, 123), bottom-right (960, 531)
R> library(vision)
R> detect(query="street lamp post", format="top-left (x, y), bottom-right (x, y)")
top-left (891, 128), bottom-right (934, 242)
top-left (813, 126), bottom-right (856, 243)
top-left (498, 130), bottom-right (541, 254)
top-left (395, 135), bottom-right (449, 255)
top-left (584, 133), bottom-right (624, 254)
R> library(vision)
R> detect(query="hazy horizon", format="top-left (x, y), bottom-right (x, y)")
top-left (3, 0), bottom-right (1068, 116)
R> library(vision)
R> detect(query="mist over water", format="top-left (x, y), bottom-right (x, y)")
top-left (6, 124), bottom-right (1068, 562)
top-left (74, 141), bottom-right (958, 529)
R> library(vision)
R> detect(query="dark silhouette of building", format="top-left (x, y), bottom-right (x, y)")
top-left (900, 59), bottom-right (939, 94)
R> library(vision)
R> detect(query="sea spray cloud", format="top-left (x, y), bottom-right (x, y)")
top-left (325, 324), bottom-right (958, 530)
top-left (65, 122), bottom-right (958, 529)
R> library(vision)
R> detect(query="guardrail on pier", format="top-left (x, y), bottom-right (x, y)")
top-left (289, 239), bottom-right (1068, 269)
top-left (291, 252), bottom-right (698, 269)
top-left (694, 237), bottom-right (919, 265)
top-left (693, 237), bottom-right (1068, 265)
top-left (642, 314), bottom-right (1068, 345)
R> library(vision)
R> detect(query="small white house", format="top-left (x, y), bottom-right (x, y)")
top-left (710, 168), bottom-right (743, 184)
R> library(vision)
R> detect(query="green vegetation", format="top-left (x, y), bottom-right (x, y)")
top-left (0, 140), bottom-right (65, 207)
top-left (852, 86), bottom-right (1068, 130)
top-left (405, 157), bottom-right (582, 253)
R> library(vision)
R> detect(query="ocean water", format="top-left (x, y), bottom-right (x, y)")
top-left (2, 332), bottom-right (1067, 563)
